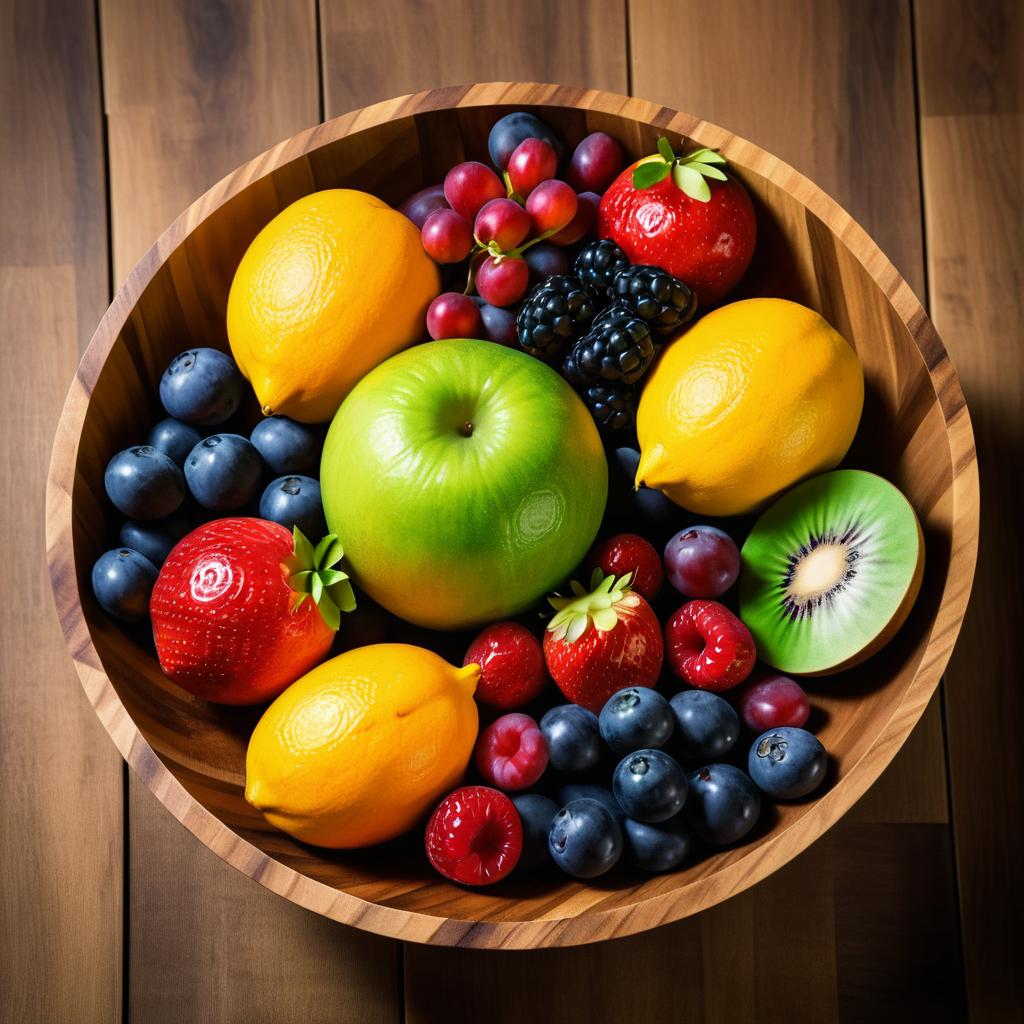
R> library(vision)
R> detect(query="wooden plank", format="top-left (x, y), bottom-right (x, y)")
top-left (0, 1), bottom-right (123, 1021)
top-left (319, 0), bottom-right (629, 116)
top-left (916, 0), bottom-right (1024, 1017)
top-left (98, 2), bottom-right (401, 1019)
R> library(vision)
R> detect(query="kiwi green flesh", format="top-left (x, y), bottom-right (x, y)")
top-left (739, 469), bottom-right (924, 676)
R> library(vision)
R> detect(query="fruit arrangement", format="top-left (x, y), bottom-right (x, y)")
top-left (88, 111), bottom-right (927, 891)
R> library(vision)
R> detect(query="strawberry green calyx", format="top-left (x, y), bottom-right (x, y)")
top-left (632, 137), bottom-right (729, 203)
top-left (547, 570), bottom-right (639, 643)
top-left (287, 526), bottom-right (356, 631)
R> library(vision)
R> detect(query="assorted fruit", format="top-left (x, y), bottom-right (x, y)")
top-left (89, 110), bottom-right (929, 892)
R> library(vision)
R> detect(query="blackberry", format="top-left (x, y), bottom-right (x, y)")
top-left (564, 312), bottom-right (655, 387)
top-left (573, 240), bottom-right (630, 304)
top-left (609, 265), bottom-right (697, 335)
top-left (579, 383), bottom-right (635, 434)
top-left (515, 275), bottom-right (596, 361)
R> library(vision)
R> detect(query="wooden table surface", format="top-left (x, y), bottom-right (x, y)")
top-left (2, 1), bottom-right (1020, 1021)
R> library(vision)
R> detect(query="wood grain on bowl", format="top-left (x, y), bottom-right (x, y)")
top-left (46, 83), bottom-right (978, 949)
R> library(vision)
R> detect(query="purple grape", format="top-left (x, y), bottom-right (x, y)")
top-left (568, 132), bottom-right (626, 194)
top-left (523, 244), bottom-right (570, 282)
top-left (664, 525), bottom-right (740, 598)
top-left (477, 302), bottom-right (518, 346)
top-left (398, 183), bottom-right (448, 228)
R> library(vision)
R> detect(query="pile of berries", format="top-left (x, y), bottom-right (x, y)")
top-left (91, 347), bottom-right (326, 622)
top-left (423, 525), bottom-right (829, 887)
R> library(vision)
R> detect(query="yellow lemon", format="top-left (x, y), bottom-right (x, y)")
top-left (636, 298), bottom-right (864, 516)
top-left (245, 644), bottom-right (478, 848)
top-left (227, 189), bottom-right (439, 423)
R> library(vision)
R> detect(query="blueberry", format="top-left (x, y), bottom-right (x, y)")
top-left (91, 548), bottom-right (157, 622)
top-left (259, 475), bottom-right (325, 538)
top-left (609, 447), bottom-right (683, 533)
top-left (599, 686), bottom-right (674, 754)
top-left (250, 416), bottom-right (321, 476)
top-left (146, 418), bottom-right (202, 467)
top-left (104, 446), bottom-right (185, 520)
top-left (623, 816), bottom-right (691, 873)
top-left (184, 434), bottom-right (263, 510)
top-left (511, 793), bottom-right (560, 871)
top-left (613, 749), bottom-right (688, 823)
top-left (487, 111), bottom-right (565, 170)
top-left (669, 690), bottom-right (739, 762)
top-left (685, 764), bottom-right (760, 845)
top-left (548, 799), bottom-right (623, 879)
top-left (540, 704), bottom-right (601, 776)
top-left (159, 347), bottom-right (244, 426)
top-left (556, 784), bottom-right (625, 823)
top-left (748, 727), bottom-right (827, 799)
top-left (119, 514), bottom-right (191, 567)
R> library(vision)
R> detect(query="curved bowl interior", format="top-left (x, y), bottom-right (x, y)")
top-left (50, 85), bottom-right (977, 948)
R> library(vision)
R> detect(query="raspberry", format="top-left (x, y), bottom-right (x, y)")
top-left (588, 533), bottom-right (663, 602)
top-left (665, 600), bottom-right (756, 691)
top-left (474, 713), bottom-right (549, 790)
top-left (463, 621), bottom-right (545, 709)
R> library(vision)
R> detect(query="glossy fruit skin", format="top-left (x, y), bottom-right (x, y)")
top-left (398, 183), bottom-right (448, 228)
top-left (475, 713), bottom-right (549, 791)
top-left (160, 347), bottom-right (244, 426)
top-left (511, 793), bottom-right (559, 870)
top-left (105, 445), bottom-right (185, 520)
top-left (151, 518), bottom-right (334, 704)
top-left (666, 600), bottom-right (756, 692)
top-left (548, 191), bottom-right (599, 246)
top-left (685, 763), bottom-right (761, 844)
top-left (623, 815), bottom-right (691, 873)
top-left (421, 208), bottom-right (474, 263)
top-left (91, 548), bottom-right (157, 621)
top-left (516, 274), bottom-right (595, 361)
top-left (184, 434), bottom-right (263, 511)
top-left (539, 704), bottom-right (602, 776)
top-left (119, 514), bottom-right (190, 568)
top-left (322, 339), bottom-right (607, 630)
top-left (544, 590), bottom-right (663, 713)
top-left (599, 686), bottom-right (674, 754)
top-left (748, 727), bottom-right (826, 799)
top-left (598, 165), bottom-right (756, 306)
top-left (476, 302), bottom-right (518, 346)
top-left (664, 525), bottom-right (740, 598)
top-left (589, 533), bottom-right (663, 601)
top-left (524, 244), bottom-right (569, 282)
top-left (569, 132), bottom-right (626, 193)
top-left (259, 475), bottom-right (326, 538)
top-left (147, 418), bottom-right (202, 467)
top-left (488, 112), bottom-right (564, 170)
top-left (250, 415), bottom-right (321, 477)
top-left (228, 189), bottom-right (439, 423)
top-left (607, 264), bottom-right (696, 336)
top-left (737, 674), bottom-right (810, 732)
top-left (669, 690), bottom-right (739, 761)
top-left (526, 180), bottom-right (577, 235)
top-left (507, 138), bottom-right (558, 197)
top-left (548, 798), bottom-right (623, 879)
top-left (426, 786), bottom-right (521, 885)
top-left (564, 311), bottom-right (654, 386)
top-left (464, 621), bottom-right (545, 709)
top-left (613, 749), bottom-right (688, 823)
top-left (426, 291), bottom-right (482, 340)
top-left (474, 197), bottom-right (532, 250)
top-left (573, 239), bottom-right (630, 302)
top-left (557, 784), bottom-right (625, 822)
top-left (636, 298), bottom-right (865, 516)
top-left (247, 646), bottom-right (479, 847)
top-left (444, 161), bottom-right (505, 221)
top-left (476, 255), bottom-right (529, 307)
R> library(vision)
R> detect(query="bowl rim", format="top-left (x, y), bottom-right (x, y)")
top-left (46, 82), bottom-right (980, 949)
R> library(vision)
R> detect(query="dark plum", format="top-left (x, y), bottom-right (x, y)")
top-left (622, 816), bottom-right (691, 873)
top-left (250, 415), bottom-right (321, 477)
top-left (510, 793), bottom-right (559, 870)
top-left (184, 434), bottom-right (263, 511)
top-left (540, 704), bottom-right (601, 776)
top-left (487, 111), bottom-right (565, 171)
top-left (91, 548), bottom-right (157, 622)
top-left (159, 347), bottom-right (244, 426)
top-left (664, 525), bottom-right (741, 598)
top-left (612, 749), bottom-right (687, 823)
top-left (259, 475), bottom-right (325, 538)
top-left (119, 514), bottom-right (190, 568)
top-left (748, 727), bottom-right (827, 799)
top-left (685, 764), bottom-right (760, 845)
top-left (599, 686), bottom-right (674, 754)
top-left (548, 799), bottom-right (623, 879)
top-left (146, 418), bottom-right (202, 467)
top-left (104, 445), bottom-right (185, 520)
top-left (669, 690), bottom-right (739, 761)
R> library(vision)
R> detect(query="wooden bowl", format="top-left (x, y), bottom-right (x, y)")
top-left (46, 83), bottom-right (979, 949)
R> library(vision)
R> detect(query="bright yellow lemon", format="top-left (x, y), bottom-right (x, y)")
top-left (245, 644), bottom-right (478, 848)
top-left (636, 298), bottom-right (863, 515)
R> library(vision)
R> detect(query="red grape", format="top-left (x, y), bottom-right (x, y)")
top-left (476, 256), bottom-right (529, 307)
top-left (548, 190), bottom-right (600, 245)
top-left (664, 525), bottom-right (740, 598)
top-left (507, 138), bottom-right (558, 197)
top-left (525, 179), bottom-right (578, 236)
top-left (474, 198), bottom-right (531, 251)
top-left (737, 674), bottom-right (810, 732)
top-left (421, 208), bottom-right (473, 264)
top-left (523, 244), bottom-right (569, 281)
top-left (399, 183), bottom-right (448, 228)
top-left (444, 161), bottom-right (505, 221)
top-left (426, 292), bottom-right (481, 340)
top-left (568, 132), bottom-right (626, 193)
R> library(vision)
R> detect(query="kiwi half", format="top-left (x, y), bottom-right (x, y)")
top-left (739, 470), bottom-right (924, 675)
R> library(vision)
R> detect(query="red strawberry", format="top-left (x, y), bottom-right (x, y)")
top-left (588, 533), bottom-right (663, 602)
top-left (463, 621), bottom-right (546, 709)
top-left (598, 138), bottom-right (756, 306)
top-left (665, 599), bottom-right (755, 692)
top-left (543, 571), bottom-right (663, 713)
top-left (150, 518), bottom-right (355, 704)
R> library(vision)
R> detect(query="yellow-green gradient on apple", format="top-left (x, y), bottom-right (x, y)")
top-left (321, 339), bottom-right (608, 630)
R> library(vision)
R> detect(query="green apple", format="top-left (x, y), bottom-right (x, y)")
top-left (321, 338), bottom-right (608, 630)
